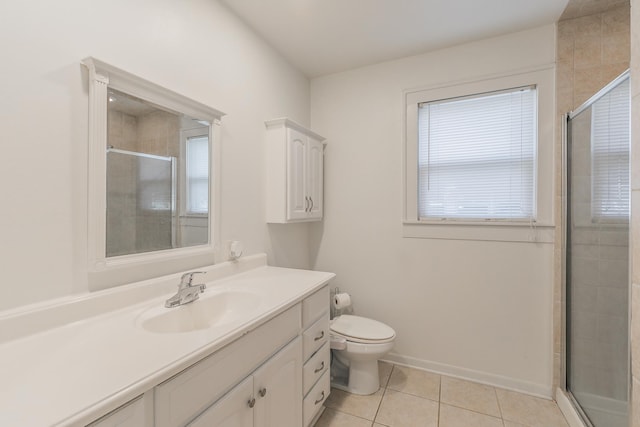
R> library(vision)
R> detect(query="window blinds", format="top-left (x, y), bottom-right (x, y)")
top-left (591, 78), bottom-right (630, 221)
top-left (418, 87), bottom-right (537, 220)
top-left (186, 136), bottom-right (209, 214)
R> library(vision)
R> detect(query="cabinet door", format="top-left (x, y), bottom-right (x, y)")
top-left (188, 376), bottom-right (254, 427)
top-left (253, 337), bottom-right (303, 427)
top-left (306, 138), bottom-right (324, 220)
top-left (286, 128), bottom-right (308, 221)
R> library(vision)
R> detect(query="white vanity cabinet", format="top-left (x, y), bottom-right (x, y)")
top-left (153, 285), bottom-right (329, 427)
top-left (155, 305), bottom-right (301, 427)
top-left (188, 337), bottom-right (302, 427)
top-left (301, 287), bottom-right (331, 426)
top-left (265, 118), bottom-right (326, 223)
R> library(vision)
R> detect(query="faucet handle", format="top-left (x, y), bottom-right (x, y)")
top-left (180, 271), bottom-right (205, 286)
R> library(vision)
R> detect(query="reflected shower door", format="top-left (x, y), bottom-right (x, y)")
top-left (106, 149), bottom-right (176, 257)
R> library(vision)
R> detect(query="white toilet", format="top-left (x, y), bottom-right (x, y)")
top-left (329, 314), bottom-right (396, 395)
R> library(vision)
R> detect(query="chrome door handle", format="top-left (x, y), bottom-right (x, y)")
top-left (314, 391), bottom-right (325, 405)
top-left (314, 330), bottom-right (324, 341)
top-left (314, 361), bottom-right (325, 373)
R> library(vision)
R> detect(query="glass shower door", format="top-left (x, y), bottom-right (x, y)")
top-left (565, 73), bottom-right (630, 427)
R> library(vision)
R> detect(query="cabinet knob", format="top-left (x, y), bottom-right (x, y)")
top-left (314, 330), bottom-right (325, 341)
top-left (259, 387), bottom-right (267, 397)
top-left (305, 196), bottom-right (310, 212)
top-left (314, 361), bottom-right (325, 373)
top-left (314, 391), bottom-right (325, 405)
top-left (309, 197), bottom-right (314, 211)
top-left (248, 397), bottom-right (256, 408)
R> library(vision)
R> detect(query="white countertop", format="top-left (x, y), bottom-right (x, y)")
top-left (0, 255), bottom-right (334, 426)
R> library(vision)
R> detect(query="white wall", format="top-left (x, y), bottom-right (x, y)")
top-left (0, 0), bottom-right (311, 311)
top-left (310, 25), bottom-right (557, 396)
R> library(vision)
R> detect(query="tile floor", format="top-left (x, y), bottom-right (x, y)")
top-left (315, 362), bottom-right (570, 427)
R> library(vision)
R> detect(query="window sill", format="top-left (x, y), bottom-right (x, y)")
top-left (402, 221), bottom-right (555, 243)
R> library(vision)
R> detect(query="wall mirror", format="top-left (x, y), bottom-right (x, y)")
top-left (84, 58), bottom-right (224, 282)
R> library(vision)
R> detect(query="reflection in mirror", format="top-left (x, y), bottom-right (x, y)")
top-left (106, 89), bottom-right (209, 257)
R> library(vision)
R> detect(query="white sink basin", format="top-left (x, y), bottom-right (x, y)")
top-left (137, 291), bottom-right (262, 334)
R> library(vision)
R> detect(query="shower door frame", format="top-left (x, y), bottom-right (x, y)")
top-left (561, 69), bottom-right (631, 427)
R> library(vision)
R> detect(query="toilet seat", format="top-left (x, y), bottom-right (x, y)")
top-left (330, 315), bottom-right (396, 344)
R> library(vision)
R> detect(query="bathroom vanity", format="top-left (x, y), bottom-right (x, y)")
top-left (0, 254), bottom-right (333, 426)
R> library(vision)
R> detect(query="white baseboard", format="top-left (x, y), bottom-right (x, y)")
top-left (382, 352), bottom-right (553, 399)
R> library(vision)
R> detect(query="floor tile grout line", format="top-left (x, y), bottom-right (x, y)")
top-left (439, 401), bottom-right (505, 421)
top-left (372, 364), bottom-right (393, 424)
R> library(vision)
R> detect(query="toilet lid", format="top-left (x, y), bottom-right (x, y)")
top-left (330, 315), bottom-right (395, 342)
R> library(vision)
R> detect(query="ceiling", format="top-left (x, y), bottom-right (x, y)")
top-left (220, 0), bottom-right (569, 77)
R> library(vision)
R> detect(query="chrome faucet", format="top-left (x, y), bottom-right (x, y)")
top-left (165, 271), bottom-right (207, 308)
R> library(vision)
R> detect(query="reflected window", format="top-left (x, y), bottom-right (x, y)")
top-left (185, 135), bottom-right (209, 215)
top-left (591, 78), bottom-right (630, 222)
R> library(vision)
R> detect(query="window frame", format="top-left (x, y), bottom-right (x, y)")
top-left (403, 67), bottom-right (555, 243)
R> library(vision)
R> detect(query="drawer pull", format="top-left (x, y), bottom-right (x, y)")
top-left (258, 387), bottom-right (267, 397)
top-left (314, 391), bottom-right (325, 405)
top-left (314, 361), bottom-right (325, 373)
top-left (248, 397), bottom-right (256, 408)
top-left (314, 330), bottom-right (325, 341)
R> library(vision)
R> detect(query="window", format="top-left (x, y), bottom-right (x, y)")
top-left (591, 77), bottom-right (630, 222)
top-left (185, 135), bottom-right (209, 215)
top-left (403, 67), bottom-right (555, 242)
top-left (418, 87), bottom-right (537, 221)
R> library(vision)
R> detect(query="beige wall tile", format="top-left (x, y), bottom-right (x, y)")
top-left (602, 5), bottom-right (631, 34)
top-left (558, 19), bottom-right (579, 38)
top-left (574, 36), bottom-right (602, 68)
top-left (558, 37), bottom-right (575, 65)
top-left (602, 31), bottom-right (630, 63)
top-left (632, 96), bottom-right (640, 190)
top-left (632, 2), bottom-right (640, 97)
top-left (575, 14), bottom-right (603, 37)
top-left (375, 390), bottom-right (438, 427)
top-left (633, 192), bottom-right (640, 284)
top-left (438, 404), bottom-right (502, 427)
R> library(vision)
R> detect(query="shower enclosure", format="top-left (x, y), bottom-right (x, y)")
top-left (564, 71), bottom-right (630, 427)
top-left (106, 148), bottom-right (176, 257)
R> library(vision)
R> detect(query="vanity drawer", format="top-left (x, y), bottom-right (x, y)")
top-left (155, 304), bottom-right (301, 427)
top-left (303, 370), bottom-right (330, 427)
top-left (303, 342), bottom-right (329, 396)
top-left (302, 285), bottom-right (329, 328)
top-left (303, 314), bottom-right (329, 361)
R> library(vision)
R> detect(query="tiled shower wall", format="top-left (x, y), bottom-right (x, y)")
top-left (554, 2), bottom-right (630, 394)
top-left (630, 0), bottom-right (639, 424)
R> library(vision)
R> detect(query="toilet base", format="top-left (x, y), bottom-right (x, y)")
top-left (330, 351), bottom-right (381, 395)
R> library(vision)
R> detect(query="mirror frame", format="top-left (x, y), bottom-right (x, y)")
top-left (83, 57), bottom-right (224, 284)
